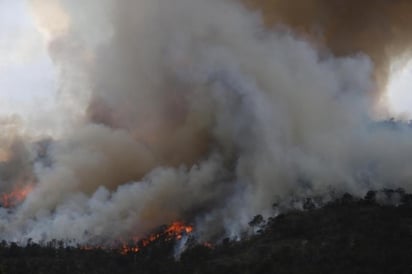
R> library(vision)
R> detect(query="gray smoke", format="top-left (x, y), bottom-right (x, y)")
top-left (0, 116), bottom-right (36, 194)
top-left (0, 0), bottom-right (411, 244)
top-left (245, 0), bottom-right (412, 103)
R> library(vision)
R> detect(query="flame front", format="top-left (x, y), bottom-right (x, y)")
top-left (1, 185), bottom-right (33, 208)
top-left (120, 221), bottom-right (193, 254)
top-left (166, 221), bottom-right (193, 239)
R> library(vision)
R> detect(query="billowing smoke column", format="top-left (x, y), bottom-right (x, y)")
top-left (0, 0), bottom-right (412, 244)
top-left (245, 0), bottom-right (412, 105)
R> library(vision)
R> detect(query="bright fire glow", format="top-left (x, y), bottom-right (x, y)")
top-left (80, 223), bottom-right (213, 255)
top-left (120, 221), bottom-right (193, 254)
top-left (1, 185), bottom-right (33, 208)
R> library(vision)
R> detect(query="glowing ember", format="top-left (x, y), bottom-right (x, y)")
top-left (120, 221), bottom-right (193, 254)
top-left (166, 221), bottom-right (193, 238)
top-left (203, 242), bottom-right (214, 249)
top-left (1, 185), bottom-right (33, 208)
top-left (80, 222), bottom-right (213, 255)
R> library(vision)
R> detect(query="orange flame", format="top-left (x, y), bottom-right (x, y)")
top-left (120, 221), bottom-right (193, 254)
top-left (166, 221), bottom-right (193, 239)
top-left (80, 222), bottom-right (214, 255)
top-left (1, 185), bottom-right (33, 208)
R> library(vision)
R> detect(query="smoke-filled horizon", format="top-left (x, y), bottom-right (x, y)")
top-left (0, 0), bottom-right (412, 244)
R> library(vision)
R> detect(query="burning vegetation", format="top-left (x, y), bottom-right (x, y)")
top-left (0, 191), bottom-right (412, 273)
top-left (119, 221), bottom-right (193, 255)
top-left (0, 185), bottom-right (33, 208)
top-left (0, 190), bottom-right (199, 256)
top-left (1, 2), bottom-right (412, 272)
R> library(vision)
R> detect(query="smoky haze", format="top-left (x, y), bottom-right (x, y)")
top-left (245, 0), bottom-right (412, 101)
top-left (0, 0), bottom-right (411, 244)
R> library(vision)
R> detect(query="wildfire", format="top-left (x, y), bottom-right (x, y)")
top-left (78, 222), bottom-right (214, 255)
top-left (120, 221), bottom-right (193, 254)
top-left (1, 185), bottom-right (33, 208)
top-left (166, 221), bottom-right (193, 239)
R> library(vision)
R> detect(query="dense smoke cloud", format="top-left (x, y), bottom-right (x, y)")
top-left (0, 116), bottom-right (35, 193)
top-left (0, 0), bottom-right (412, 244)
top-left (245, 0), bottom-right (412, 101)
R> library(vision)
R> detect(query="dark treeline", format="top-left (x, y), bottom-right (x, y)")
top-left (1, 189), bottom-right (412, 273)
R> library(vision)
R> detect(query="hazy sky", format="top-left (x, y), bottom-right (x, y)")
top-left (0, 0), bottom-right (56, 124)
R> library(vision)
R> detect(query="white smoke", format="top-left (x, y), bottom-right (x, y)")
top-left (0, 0), bottom-right (411, 244)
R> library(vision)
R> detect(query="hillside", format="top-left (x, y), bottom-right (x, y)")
top-left (1, 190), bottom-right (412, 273)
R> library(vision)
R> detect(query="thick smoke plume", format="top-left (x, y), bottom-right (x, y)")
top-left (245, 0), bottom-right (412, 102)
top-left (0, 0), bottom-right (411, 244)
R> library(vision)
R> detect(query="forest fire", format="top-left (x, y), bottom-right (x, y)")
top-left (165, 221), bottom-right (193, 239)
top-left (0, 185), bottom-right (33, 208)
top-left (120, 222), bottom-right (193, 254)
